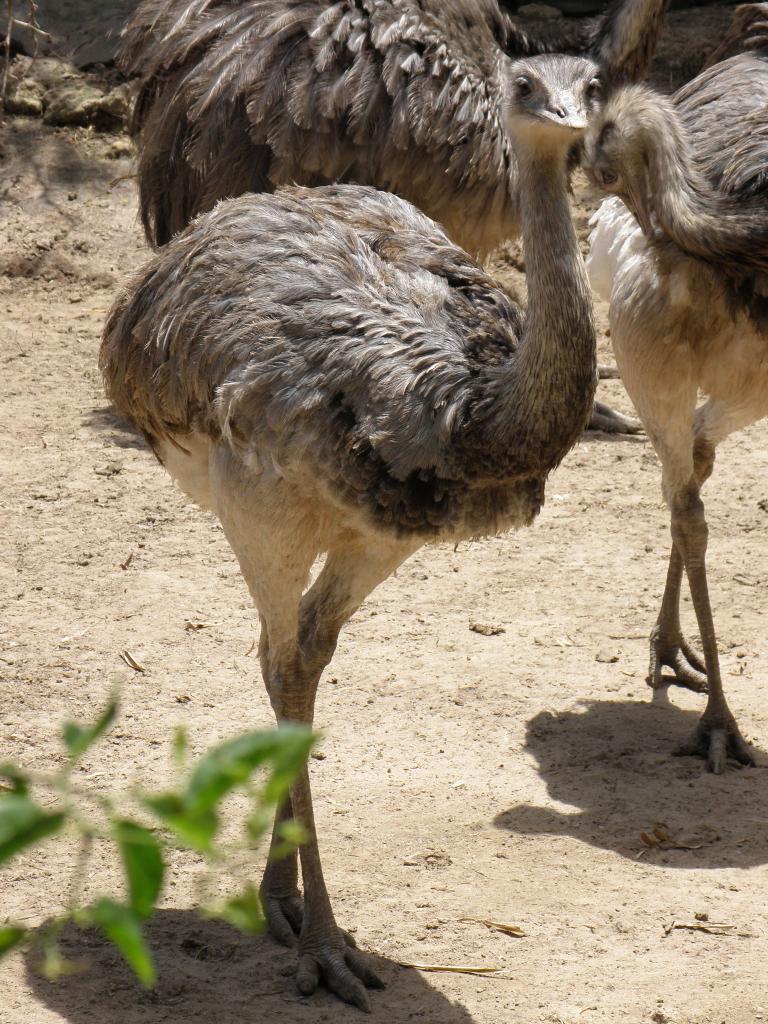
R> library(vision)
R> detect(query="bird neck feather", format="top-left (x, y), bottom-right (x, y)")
top-left (480, 150), bottom-right (596, 475)
top-left (633, 104), bottom-right (768, 274)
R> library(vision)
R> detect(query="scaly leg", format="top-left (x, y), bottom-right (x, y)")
top-left (282, 538), bottom-right (415, 1009)
top-left (648, 542), bottom-right (708, 695)
top-left (588, 399), bottom-right (642, 434)
top-left (669, 484), bottom-right (753, 772)
top-left (211, 444), bottom-right (413, 1009)
top-left (648, 438), bottom-right (715, 695)
top-left (253, 613), bottom-right (306, 945)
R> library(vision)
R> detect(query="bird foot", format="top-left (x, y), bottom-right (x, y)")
top-left (297, 926), bottom-right (384, 1012)
top-left (262, 887), bottom-right (358, 951)
top-left (647, 625), bottom-right (708, 694)
top-left (674, 716), bottom-right (755, 774)
top-left (262, 888), bottom-right (305, 947)
top-left (587, 400), bottom-right (643, 435)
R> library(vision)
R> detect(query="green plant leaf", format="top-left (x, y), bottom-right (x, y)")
top-left (262, 728), bottom-right (315, 804)
top-left (39, 940), bottom-right (76, 981)
top-left (172, 727), bottom-right (188, 769)
top-left (244, 807), bottom-right (271, 844)
top-left (185, 726), bottom-right (314, 815)
top-left (210, 883), bottom-right (264, 936)
top-left (0, 795), bottom-right (66, 864)
top-left (142, 793), bottom-right (218, 853)
top-left (62, 698), bottom-right (119, 761)
top-left (114, 820), bottom-right (165, 919)
top-left (86, 898), bottom-right (155, 987)
top-left (0, 925), bottom-right (26, 958)
top-left (0, 764), bottom-right (29, 796)
top-left (269, 817), bottom-right (309, 862)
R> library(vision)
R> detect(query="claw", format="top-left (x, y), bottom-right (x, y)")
top-left (674, 717), bottom-right (755, 772)
top-left (296, 937), bottom-right (383, 1012)
top-left (262, 892), bottom-right (304, 947)
top-left (648, 626), bottom-right (708, 694)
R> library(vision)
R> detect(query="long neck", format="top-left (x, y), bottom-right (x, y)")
top-left (480, 147), bottom-right (596, 475)
top-left (637, 111), bottom-right (768, 274)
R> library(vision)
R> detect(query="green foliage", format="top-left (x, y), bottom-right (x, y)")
top-left (0, 764), bottom-right (29, 796)
top-left (208, 883), bottom-right (264, 936)
top-left (186, 728), bottom-right (313, 813)
top-left (113, 820), bottom-right (164, 919)
top-left (0, 925), bottom-right (27, 959)
top-left (80, 898), bottom-right (156, 987)
top-left (145, 726), bottom-right (313, 853)
top-left (0, 795), bottom-right (66, 865)
top-left (0, 698), bottom-right (314, 989)
top-left (142, 792), bottom-right (218, 853)
top-left (62, 698), bottom-right (118, 763)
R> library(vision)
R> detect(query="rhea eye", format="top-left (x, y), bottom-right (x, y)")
top-left (515, 75), bottom-right (533, 97)
top-left (598, 122), bottom-right (616, 145)
top-left (586, 77), bottom-right (601, 100)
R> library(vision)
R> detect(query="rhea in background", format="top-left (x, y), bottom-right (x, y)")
top-left (586, 4), bottom-right (768, 772)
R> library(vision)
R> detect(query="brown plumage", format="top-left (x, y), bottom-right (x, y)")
top-left (585, 10), bottom-right (768, 772)
top-left (102, 55), bottom-right (599, 1009)
top-left (118, 0), bottom-right (669, 253)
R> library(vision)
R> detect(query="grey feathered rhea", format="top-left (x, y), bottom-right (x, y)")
top-left (101, 54), bottom-right (599, 1009)
top-left (585, 5), bottom-right (768, 773)
top-left (118, 0), bottom-right (668, 255)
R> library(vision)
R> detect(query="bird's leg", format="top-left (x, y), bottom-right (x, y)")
top-left (648, 542), bottom-right (708, 695)
top-left (648, 437), bottom-right (714, 696)
top-left (279, 539), bottom-right (414, 1010)
top-left (669, 484), bottom-right (754, 772)
top-left (266, 652), bottom-right (375, 1005)
top-left (260, 797), bottom-right (304, 946)
top-left (587, 399), bottom-right (643, 434)
top-left (255, 612), bottom-right (305, 945)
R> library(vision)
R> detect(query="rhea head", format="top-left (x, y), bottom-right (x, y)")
top-left (502, 54), bottom-right (603, 153)
top-left (583, 85), bottom-right (682, 232)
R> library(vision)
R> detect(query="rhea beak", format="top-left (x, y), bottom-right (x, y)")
top-left (542, 96), bottom-right (588, 132)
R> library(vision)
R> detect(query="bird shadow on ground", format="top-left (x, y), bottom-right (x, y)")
top-left (494, 697), bottom-right (768, 869)
top-left (25, 910), bottom-right (476, 1024)
top-left (579, 430), bottom-right (646, 447)
top-left (0, 122), bottom-right (117, 221)
top-left (84, 406), bottom-right (148, 451)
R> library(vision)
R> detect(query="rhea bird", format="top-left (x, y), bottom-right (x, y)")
top-left (585, 7), bottom-right (768, 773)
top-left (117, 0), bottom-right (665, 435)
top-left (101, 54), bottom-right (600, 1008)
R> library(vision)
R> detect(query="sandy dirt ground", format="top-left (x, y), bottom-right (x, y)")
top-left (2, 7), bottom-right (768, 1024)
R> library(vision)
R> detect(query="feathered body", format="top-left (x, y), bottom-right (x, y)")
top-left (588, 49), bottom-right (768, 443)
top-left (118, 0), bottom-right (668, 252)
top-left (102, 54), bottom-right (600, 1006)
top-left (585, 25), bottom-right (768, 771)
top-left (103, 183), bottom-right (594, 540)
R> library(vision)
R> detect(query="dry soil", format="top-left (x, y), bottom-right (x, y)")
top-left (2, 8), bottom-right (768, 1024)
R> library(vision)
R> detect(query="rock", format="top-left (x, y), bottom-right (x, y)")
top-left (9, 56), bottom-right (78, 93)
top-left (469, 621), bottom-right (506, 636)
top-left (4, 79), bottom-right (45, 116)
top-left (517, 3), bottom-right (563, 18)
top-left (105, 137), bottom-right (134, 160)
top-left (595, 648), bottom-right (620, 664)
top-left (44, 82), bottom-right (105, 126)
top-left (99, 84), bottom-right (132, 122)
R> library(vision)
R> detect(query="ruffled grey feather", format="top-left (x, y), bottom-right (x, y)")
top-left (101, 183), bottom-right (596, 538)
top-left (118, 0), bottom-right (668, 250)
